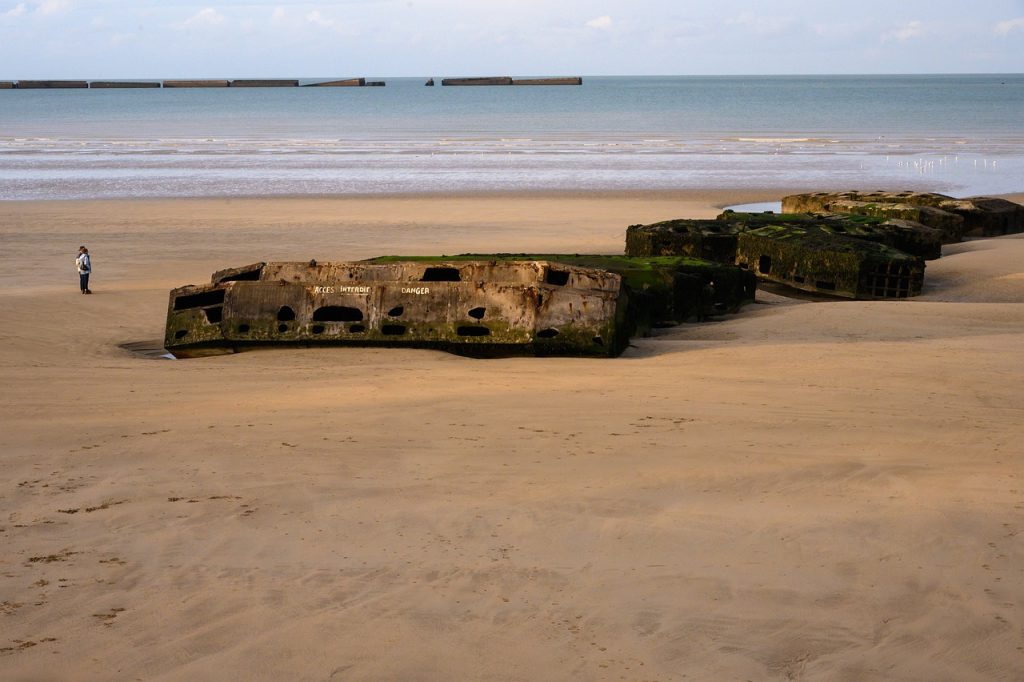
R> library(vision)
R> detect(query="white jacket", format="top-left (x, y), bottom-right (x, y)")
top-left (77, 253), bottom-right (91, 274)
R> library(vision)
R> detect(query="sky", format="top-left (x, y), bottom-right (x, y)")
top-left (1, 0), bottom-right (1022, 77)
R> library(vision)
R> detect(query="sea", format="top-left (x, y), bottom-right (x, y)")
top-left (1, 74), bottom-right (1022, 200)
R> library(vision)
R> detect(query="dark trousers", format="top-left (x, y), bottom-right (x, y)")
top-left (80, 273), bottom-right (90, 291)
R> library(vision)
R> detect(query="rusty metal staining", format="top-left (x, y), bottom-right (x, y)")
top-left (782, 191), bottom-right (1024, 240)
top-left (735, 225), bottom-right (924, 300)
top-left (165, 257), bottom-right (756, 358)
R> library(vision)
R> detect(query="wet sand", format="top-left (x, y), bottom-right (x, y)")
top-left (1, 191), bottom-right (1022, 681)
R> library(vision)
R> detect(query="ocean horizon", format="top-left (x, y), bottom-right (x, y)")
top-left (1, 74), bottom-right (1022, 200)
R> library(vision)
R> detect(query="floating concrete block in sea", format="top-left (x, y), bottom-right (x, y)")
top-left (442, 77), bottom-right (514, 86)
top-left (441, 76), bottom-right (581, 86)
top-left (164, 256), bottom-right (755, 358)
top-left (513, 77), bottom-right (583, 85)
top-left (162, 80), bottom-right (231, 88)
top-left (89, 81), bottom-right (161, 89)
top-left (0, 81), bottom-right (14, 89)
top-left (230, 79), bottom-right (299, 87)
top-left (304, 78), bottom-right (366, 87)
top-left (15, 80), bottom-right (88, 89)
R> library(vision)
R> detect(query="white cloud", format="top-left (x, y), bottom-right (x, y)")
top-left (182, 7), bottom-right (225, 28)
top-left (271, 6), bottom-right (286, 24)
top-left (306, 10), bottom-right (335, 28)
top-left (883, 20), bottom-right (925, 42)
top-left (585, 15), bottom-right (612, 30)
top-left (35, 0), bottom-right (71, 15)
top-left (109, 32), bottom-right (136, 46)
top-left (725, 11), bottom-right (796, 35)
top-left (994, 17), bottom-right (1024, 36)
top-left (4, 2), bottom-right (27, 17)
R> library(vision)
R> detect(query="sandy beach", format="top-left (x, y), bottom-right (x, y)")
top-left (1, 190), bottom-right (1022, 681)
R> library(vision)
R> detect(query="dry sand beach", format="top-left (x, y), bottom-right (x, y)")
top-left (1, 190), bottom-right (1022, 681)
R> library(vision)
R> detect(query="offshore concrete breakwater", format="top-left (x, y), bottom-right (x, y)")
top-left (440, 77), bottom-right (582, 86)
top-left (0, 76), bottom-right (582, 89)
top-left (0, 78), bottom-right (380, 89)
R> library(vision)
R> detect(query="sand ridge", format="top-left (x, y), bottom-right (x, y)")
top-left (1, 192), bottom-right (1022, 681)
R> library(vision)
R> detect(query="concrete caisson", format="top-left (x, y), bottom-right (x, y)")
top-left (735, 225), bottom-right (924, 299)
top-left (164, 257), bottom-right (756, 358)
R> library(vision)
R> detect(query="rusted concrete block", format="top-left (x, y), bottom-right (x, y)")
top-left (0, 81), bottom-right (14, 89)
top-left (163, 80), bottom-right (230, 88)
top-left (512, 77), bottom-right (582, 85)
top-left (736, 225), bottom-right (924, 299)
top-left (441, 77), bottom-right (513, 86)
top-left (89, 81), bottom-right (161, 88)
top-left (164, 257), bottom-right (755, 358)
top-left (230, 79), bottom-right (299, 87)
top-left (305, 78), bottom-right (366, 87)
top-left (16, 80), bottom-right (88, 89)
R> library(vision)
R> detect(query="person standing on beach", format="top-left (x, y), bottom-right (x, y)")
top-left (77, 246), bottom-right (92, 294)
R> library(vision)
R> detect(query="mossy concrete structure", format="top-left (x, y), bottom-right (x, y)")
top-left (165, 257), bottom-right (755, 358)
top-left (782, 191), bottom-right (1024, 239)
top-left (624, 219), bottom-right (744, 263)
top-left (626, 213), bottom-right (931, 299)
top-left (736, 225), bottom-right (924, 299)
top-left (626, 211), bottom-right (942, 262)
top-left (717, 211), bottom-right (943, 261)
